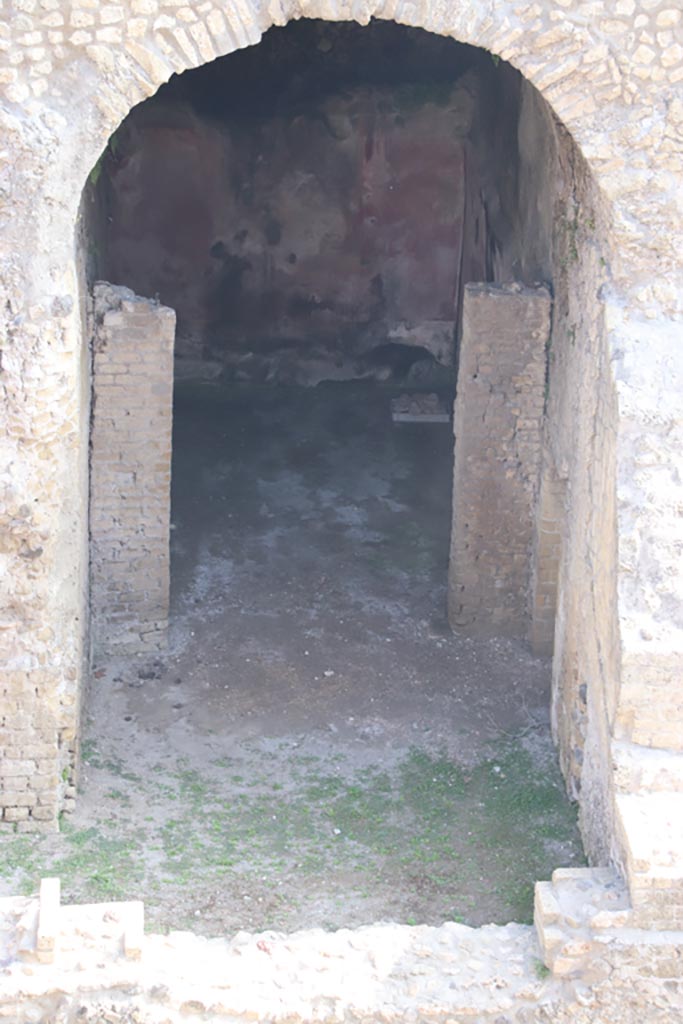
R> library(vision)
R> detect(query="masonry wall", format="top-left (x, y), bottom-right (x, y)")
top-left (541, 123), bottom-right (621, 867)
top-left (91, 25), bottom-right (492, 385)
top-left (89, 283), bottom-right (175, 658)
top-left (481, 76), bottom-right (622, 875)
top-left (0, 0), bottom-right (681, 968)
top-left (448, 283), bottom-right (549, 636)
top-left (2, 867), bottom-right (683, 1024)
top-left (529, 458), bottom-right (565, 656)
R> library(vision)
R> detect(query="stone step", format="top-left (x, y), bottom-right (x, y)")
top-left (615, 792), bottom-right (683, 930)
top-left (612, 741), bottom-right (683, 795)
top-left (534, 867), bottom-right (632, 977)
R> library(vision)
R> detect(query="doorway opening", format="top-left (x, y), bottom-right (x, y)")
top-left (71, 19), bottom-right (586, 933)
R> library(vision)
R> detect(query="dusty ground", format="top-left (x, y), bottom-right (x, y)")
top-left (0, 381), bottom-right (584, 934)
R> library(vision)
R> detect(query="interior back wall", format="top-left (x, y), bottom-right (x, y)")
top-left (91, 23), bottom-right (513, 384)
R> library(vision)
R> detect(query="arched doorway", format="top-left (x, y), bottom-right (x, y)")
top-left (60, 19), bottom-right (602, 931)
top-left (4, 0), bottom-right (679, 947)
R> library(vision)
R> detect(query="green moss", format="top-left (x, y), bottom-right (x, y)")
top-left (535, 959), bottom-right (551, 980)
top-left (0, 734), bottom-right (584, 930)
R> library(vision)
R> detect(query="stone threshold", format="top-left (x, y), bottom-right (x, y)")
top-left (1, 868), bottom-right (682, 1022)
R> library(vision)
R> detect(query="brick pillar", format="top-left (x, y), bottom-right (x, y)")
top-left (89, 283), bottom-right (175, 658)
top-left (448, 282), bottom-right (550, 636)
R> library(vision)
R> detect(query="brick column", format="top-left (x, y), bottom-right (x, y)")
top-left (89, 283), bottom-right (175, 658)
top-left (448, 282), bottom-right (550, 636)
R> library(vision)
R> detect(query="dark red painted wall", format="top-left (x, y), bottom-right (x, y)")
top-left (100, 76), bottom-right (488, 382)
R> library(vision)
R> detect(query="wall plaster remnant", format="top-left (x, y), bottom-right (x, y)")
top-left (0, 0), bottom-right (682, 1014)
top-left (448, 283), bottom-right (550, 637)
top-left (89, 283), bottom-right (175, 658)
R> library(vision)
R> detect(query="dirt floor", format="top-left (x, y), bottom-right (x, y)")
top-left (0, 381), bottom-right (584, 935)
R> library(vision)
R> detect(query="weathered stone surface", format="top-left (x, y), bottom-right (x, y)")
top-left (89, 283), bottom-right (175, 657)
top-left (0, 0), bottom-right (681, 1011)
top-left (449, 283), bottom-right (550, 636)
top-left (529, 460), bottom-right (566, 656)
top-left (1, 877), bottom-right (683, 1022)
top-left (615, 792), bottom-right (683, 930)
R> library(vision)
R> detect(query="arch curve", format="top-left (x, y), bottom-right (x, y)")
top-left (0, 0), bottom-right (680, 940)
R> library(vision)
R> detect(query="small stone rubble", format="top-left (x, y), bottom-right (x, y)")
top-left (0, 870), bottom-right (681, 1023)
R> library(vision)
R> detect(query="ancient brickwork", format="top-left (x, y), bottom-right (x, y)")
top-left (90, 283), bottom-right (175, 658)
top-left (530, 460), bottom-right (566, 656)
top-left (0, 692), bottom-right (71, 832)
top-left (0, 0), bottom-right (681, 1008)
top-left (449, 283), bottom-right (550, 636)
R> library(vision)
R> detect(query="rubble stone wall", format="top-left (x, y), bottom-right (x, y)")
top-left (89, 283), bottom-right (175, 659)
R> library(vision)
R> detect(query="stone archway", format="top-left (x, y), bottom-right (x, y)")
top-left (0, 0), bottom-right (681, 940)
top-left (83, 22), bottom-right (557, 664)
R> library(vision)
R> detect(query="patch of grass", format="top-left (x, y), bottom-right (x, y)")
top-left (140, 738), bottom-right (583, 926)
top-left (534, 959), bottom-right (551, 980)
top-left (0, 837), bottom-right (40, 892)
top-left (0, 732), bottom-right (584, 932)
top-left (79, 741), bottom-right (141, 783)
top-left (80, 739), bottom-right (99, 765)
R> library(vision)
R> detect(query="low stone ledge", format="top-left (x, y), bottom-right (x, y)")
top-left (0, 886), bottom-right (551, 1022)
top-left (2, 877), bottom-right (683, 1022)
